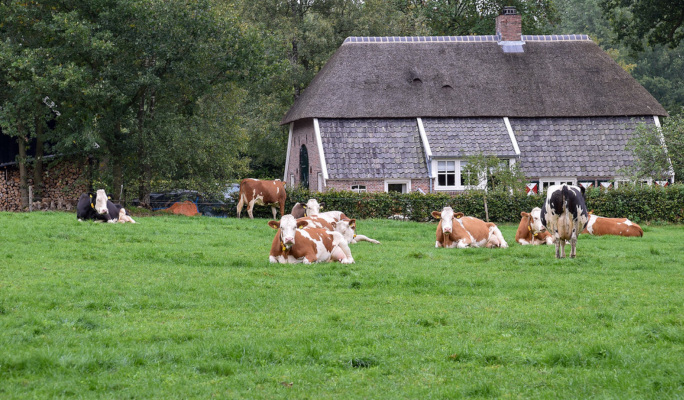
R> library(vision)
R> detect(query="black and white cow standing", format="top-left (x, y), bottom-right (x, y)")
top-left (76, 189), bottom-right (124, 222)
top-left (540, 185), bottom-right (589, 258)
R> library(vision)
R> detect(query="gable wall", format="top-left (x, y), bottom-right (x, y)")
top-left (286, 119), bottom-right (322, 191)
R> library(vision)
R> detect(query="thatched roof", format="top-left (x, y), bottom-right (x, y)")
top-left (281, 36), bottom-right (666, 124)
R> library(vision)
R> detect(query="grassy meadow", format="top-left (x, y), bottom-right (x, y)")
top-left (0, 211), bottom-right (683, 399)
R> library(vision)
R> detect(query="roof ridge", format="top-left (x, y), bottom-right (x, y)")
top-left (343, 35), bottom-right (591, 44)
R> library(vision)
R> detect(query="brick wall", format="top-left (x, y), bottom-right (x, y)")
top-left (326, 178), bottom-right (432, 193)
top-left (0, 161), bottom-right (87, 211)
top-left (495, 13), bottom-right (522, 41)
top-left (286, 119), bottom-right (323, 191)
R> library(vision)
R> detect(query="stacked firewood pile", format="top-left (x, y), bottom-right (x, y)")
top-left (0, 162), bottom-right (86, 212)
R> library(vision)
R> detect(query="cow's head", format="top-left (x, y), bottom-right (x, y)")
top-left (431, 207), bottom-right (464, 235)
top-left (529, 207), bottom-right (545, 233)
top-left (305, 199), bottom-right (321, 217)
top-left (331, 218), bottom-right (357, 243)
top-left (268, 214), bottom-right (308, 250)
top-left (94, 189), bottom-right (110, 215)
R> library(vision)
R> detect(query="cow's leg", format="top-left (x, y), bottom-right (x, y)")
top-left (236, 196), bottom-right (245, 218)
top-left (247, 199), bottom-right (256, 219)
top-left (560, 239), bottom-right (567, 258)
top-left (435, 241), bottom-right (442, 248)
top-left (570, 235), bottom-right (578, 258)
top-left (555, 239), bottom-right (561, 258)
top-left (354, 234), bottom-right (380, 244)
top-left (271, 206), bottom-right (277, 220)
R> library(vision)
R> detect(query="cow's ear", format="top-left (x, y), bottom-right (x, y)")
top-left (588, 210), bottom-right (594, 215)
top-left (521, 212), bottom-right (530, 218)
top-left (108, 196), bottom-right (111, 200)
top-left (268, 221), bottom-right (280, 229)
top-left (348, 219), bottom-right (356, 228)
top-left (302, 205), bottom-right (306, 209)
top-left (431, 211), bottom-right (441, 219)
top-left (297, 220), bottom-right (309, 229)
top-left (455, 212), bottom-right (464, 219)
top-left (330, 221), bottom-right (337, 229)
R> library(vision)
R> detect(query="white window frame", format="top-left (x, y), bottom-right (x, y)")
top-left (539, 178), bottom-right (577, 193)
top-left (351, 184), bottom-right (367, 193)
top-left (384, 179), bottom-right (411, 193)
top-left (614, 178), bottom-right (652, 188)
top-left (431, 159), bottom-right (487, 191)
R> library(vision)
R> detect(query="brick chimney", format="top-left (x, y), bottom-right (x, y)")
top-left (496, 6), bottom-right (522, 41)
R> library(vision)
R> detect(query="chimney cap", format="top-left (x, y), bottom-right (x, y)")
top-left (503, 6), bottom-right (517, 15)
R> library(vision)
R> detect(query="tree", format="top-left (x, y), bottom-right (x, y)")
top-left (600, 0), bottom-right (684, 51)
top-left (620, 113), bottom-right (682, 182)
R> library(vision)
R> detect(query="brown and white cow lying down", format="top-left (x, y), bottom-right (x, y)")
top-left (515, 208), bottom-right (553, 245)
top-left (431, 207), bottom-right (508, 248)
top-left (268, 215), bottom-right (354, 264)
top-left (237, 178), bottom-right (286, 219)
top-left (582, 214), bottom-right (643, 237)
top-left (303, 199), bottom-right (380, 244)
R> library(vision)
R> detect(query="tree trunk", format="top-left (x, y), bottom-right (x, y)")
top-left (33, 116), bottom-right (44, 201)
top-left (17, 132), bottom-right (29, 210)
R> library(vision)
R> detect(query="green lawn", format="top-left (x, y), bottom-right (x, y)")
top-left (1, 212), bottom-right (682, 399)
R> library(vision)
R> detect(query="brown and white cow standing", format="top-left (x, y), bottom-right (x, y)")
top-left (268, 215), bottom-right (354, 264)
top-left (303, 198), bottom-right (380, 244)
top-left (582, 214), bottom-right (643, 237)
top-left (515, 208), bottom-right (553, 245)
top-left (431, 207), bottom-right (508, 248)
top-left (540, 185), bottom-right (588, 258)
top-left (237, 179), bottom-right (286, 219)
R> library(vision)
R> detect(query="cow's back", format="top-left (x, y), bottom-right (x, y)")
top-left (459, 217), bottom-right (490, 242)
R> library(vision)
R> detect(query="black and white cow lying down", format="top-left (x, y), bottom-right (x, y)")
top-left (77, 189), bottom-right (134, 223)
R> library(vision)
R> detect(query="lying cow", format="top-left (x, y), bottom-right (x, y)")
top-left (515, 208), bottom-right (553, 245)
top-left (268, 214), bottom-right (354, 264)
top-left (291, 202), bottom-right (306, 219)
top-left (582, 214), bottom-right (643, 237)
top-left (237, 178), bottom-right (286, 219)
top-left (431, 207), bottom-right (508, 248)
top-left (76, 189), bottom-right (122, 223)
top-left (303, 198), bottom-right (379, 244)
top-left (540, 185), bottom-right (588, 258)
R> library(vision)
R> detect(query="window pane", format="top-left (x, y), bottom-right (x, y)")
top-left (438, 161), bottom-right (446, 172)
top-left (446, 161), bottom-right (455, 172)
top-left (447, 174), bottom-right (455, 186)
top-left (438, 174), bottom-right (446, 186)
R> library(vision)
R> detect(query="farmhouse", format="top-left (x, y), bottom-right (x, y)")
top-left (281, 7), bottom-right (670, 194)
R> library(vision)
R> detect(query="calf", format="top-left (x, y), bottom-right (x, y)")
top-left (582, 214), bottom-right (643, 237)
top-left (431, 207), bottom-right (508, 248)
top-left (540, 185), bottom-right (589, 258)
top-left (303, 198), bottom-right (379, 244)
top-left (237, 178), bottom-right (286, 219)
top-left (268, 215), bottom-right (354, 264)
top-left (76, 189), bottom-right (121, 222)
top-left (515, 208), bottom-right (553, 245)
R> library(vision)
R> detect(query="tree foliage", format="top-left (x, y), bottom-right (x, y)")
top-left (599, 0), bottom-right (684, 51)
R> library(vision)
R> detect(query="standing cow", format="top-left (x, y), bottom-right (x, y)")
top-left (268, 214), bottom-right (354, 264)
top-left (431, 207), bottom-right (508, 248)
top-left (540, 185), bottom-right (589, 258)
top-left (76, 189), bottom-right (123, 222)
top-left (237, 179), bottom-right (286, 219)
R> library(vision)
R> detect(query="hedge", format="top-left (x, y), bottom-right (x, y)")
top-left (236, 185), bottom-right (684, 223)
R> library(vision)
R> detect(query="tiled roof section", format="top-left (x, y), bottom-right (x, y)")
top-left (511, 116), bottom-right (653, 178)
top-left (342, 35), bottom-right (590, 44)
top-left (423, 118), bottom-right (518, 158)
top-left (318, 119), bottom-right (427, 179)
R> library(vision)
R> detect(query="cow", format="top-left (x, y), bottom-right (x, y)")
top-left (303, 198), bottom-right (379, 244)
top-left (268, 214), bottom-right (354, 264)
top-left (540, 185), bottom-right (589, 258)
top-left (582, 214), bottom-right (643, 237)
top-left (76, 189), bottom-right (122, 223)
top-left (117, 208), bottom-right (137, 224)
top-left (515, 208), bottom-right (554, 245)
top-left (291, 202), bottom-right (306, 219)
top-left (431, 207), bottom-right (508, 248)
top-left (237, 178), bottom-right (286, 219)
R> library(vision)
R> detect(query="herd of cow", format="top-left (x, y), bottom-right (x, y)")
top-left (234, 179), bottom-right (643, 263)
top-left (76, 179), bottom-right (643, 263)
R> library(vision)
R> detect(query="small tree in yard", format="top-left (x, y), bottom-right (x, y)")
top-left (621, 112), bottom-right (683, 183)
top-left (462, 154), bottom-right (528, 221)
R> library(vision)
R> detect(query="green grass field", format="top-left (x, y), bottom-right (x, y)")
top-left (1, 212), bottom-right (682, 399)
